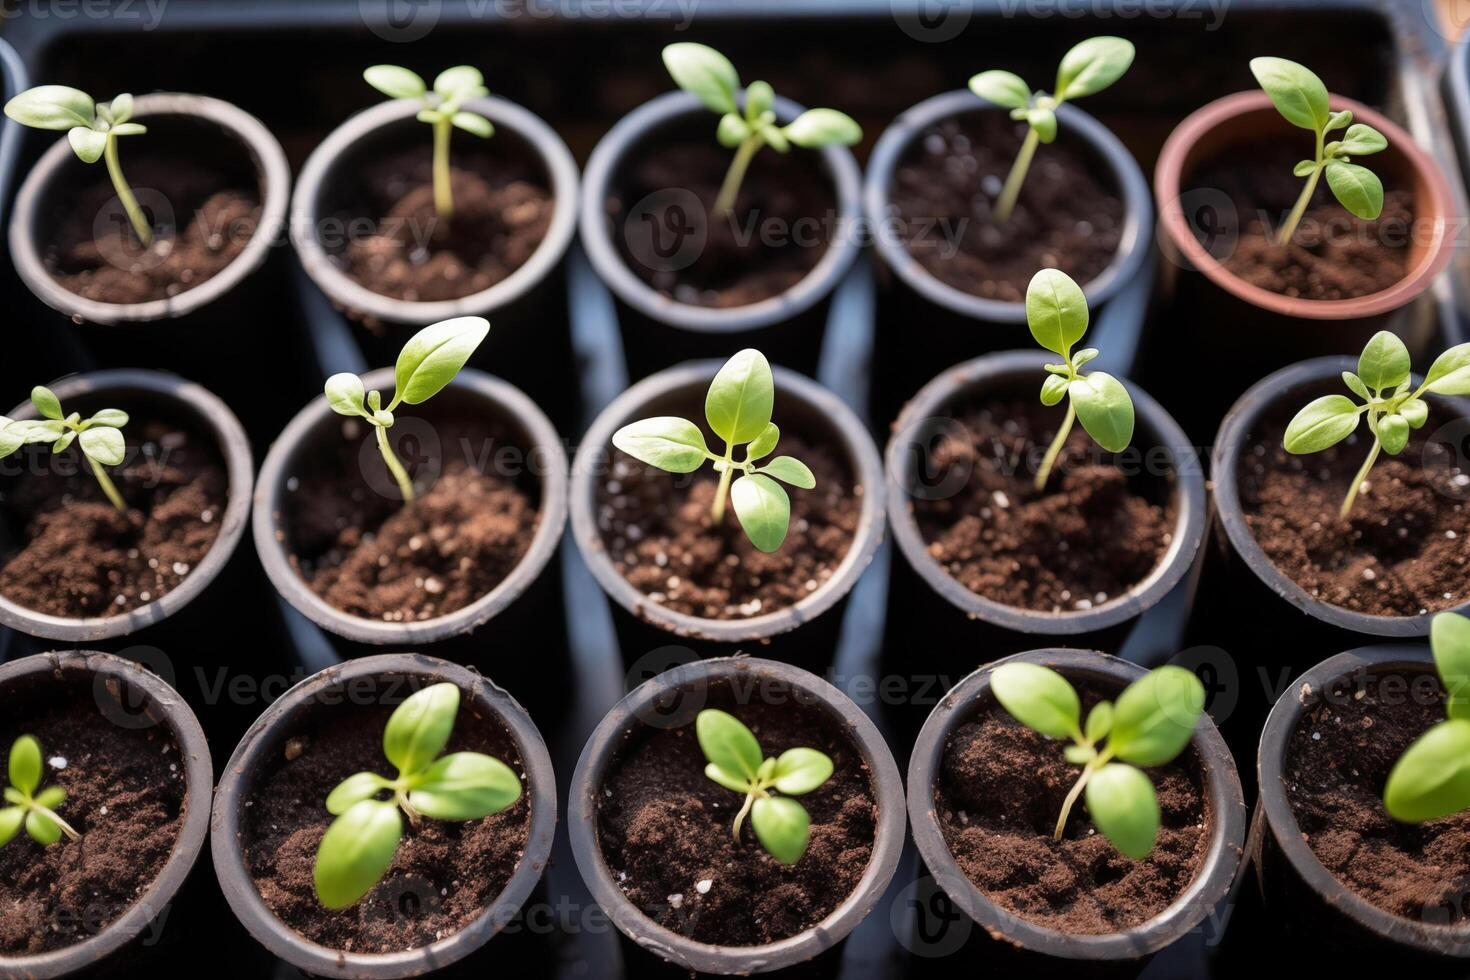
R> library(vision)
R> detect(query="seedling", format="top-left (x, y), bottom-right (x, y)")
top-left (1384, 612), bottom-right (1470, 823)
top-left (313, 682), bottom-right (521, 909)
top-left (0, 386), bottom-right (130, 512)
top-left (991, 662), bottom-right (1205, 859)
top-left (325, 316), bottom-right (489, 504)
top-left (1250, 57), bottom-right (1388, 245)
top-left (363, 65), bottom-right (493, 221)
top-left (1283, 331), bottom-right (1470, 517)
top-left (969, 37), bottom-right (1135, 223)
top-left (1026, 268), bottom-right (1135, 491)
top-left (662, 43), bottom-right (862, 217)
top-left (6, 86), bottom-right (151, 246)
top-left (1, 735), bottom-right (80, 847)
top-left (611, 349), bottom-right (816, 553)
top-left (696, 708), bottom-right (833, 864)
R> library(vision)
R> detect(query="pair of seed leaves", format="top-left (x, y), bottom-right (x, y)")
top-left (0, 386), bottom-right (128, 468)
top-left (4, 86), bottom-right (146, 163)
top-left (364, 64), bottom-right (494, 138)
top-left (1385, 613), bottom-right (1470, 823)
top-left (1, 736), bottom-right (74, 847)
top-left (968, 36), bottom-right (1134, 144)
top-left (326, 316), bottom-right (490, 429)
top-left (1027, 269), bottom-right (1135, 453)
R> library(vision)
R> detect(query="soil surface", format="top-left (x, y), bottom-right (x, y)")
top-left (597, 435), bottom-right (858, 619)
top-left (1188, 141), bottom-right (1412, 300)
top-left (1284, 665), bottom-right (1470, 921)
top-left (0, 691), bottom-right (186, 954)
top-left (888, 110), bottom-right (1124, 303)
top-left (243, 687), bottom-right (531, 953)
top-left (912, 398), bottom-right (1174, 612)
top-left (0, 418), bottom-right (229, 618)
top-left (936, 679), bottom-right (1208, 933)
top-left (596, 678), bottom-right (876, 945)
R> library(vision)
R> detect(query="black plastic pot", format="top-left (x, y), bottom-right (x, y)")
top-left (907, 648), bottom-right (1247, 970)
top-left (568, 655), bottom-right (906, 976)
top-left (211, 653), bottom-right (557, 979)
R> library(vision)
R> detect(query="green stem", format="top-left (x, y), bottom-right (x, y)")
top-left (88, 455), bottom-right (126, 513)
top-left (711, 449), bottom-right (735, 525)
top-left (732, 791), bottom-right (757, 842)
top-left (994, 127), bottom-right (1040, 224)
top-left (1341, 426), bottom-right (1382, 519)
top-left (1034, 401), bottom-right (1077, 493)
top-left (714, 134), bottom-right (763, 219)
top-left (1055, 748), bottom-right (1111, 842)
top-left (35, 805), bottom-right (80, 841)
top-left (376, 424), bottom-right (416, 504)
top-left (1277, 129), bottom-right (1325, 246)
top-left (432, 118), bottom-right (453, 221)
top-left (395, 789), bottom-right (422, 828)
top-left (104, 135), bottom-right (151, 247)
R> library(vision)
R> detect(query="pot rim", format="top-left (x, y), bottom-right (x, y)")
top-left (863, 89), bottom-right (1153, 324)
top-left (578, 89), bottom-right (863, 333)
top-left (907, 648), bottom-right (1247, 960)
top-left (290, 95), bottom-right (581, 325)
top-left (1211, 356), bottom-right (1470, 636)
top-left (567, 655), bottom-right (906, 974)
top-left (210, 653), bottom-right (557, 979)
top-left (0, 650), bottom-right (213, 979)
top-left (252, 366), bottom-right (568, 644)
top-left (0, 369), bottom-right (254, 641)
top-left (884, 350), bottom-right (1207, 634)
top-left (1155, 90), bottom-right (1454, 320)
top-left (8, 92), bottom-right (290, 325)
top-left (568, 359), bottom-right (886, 642)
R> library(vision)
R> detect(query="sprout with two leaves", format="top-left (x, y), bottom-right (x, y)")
top-left (1384, 612), bottom-right (1470, 823)
top-left (1, 735), bottom-right (80, 847)
top-left (0, 386), bottom-right (130, 512)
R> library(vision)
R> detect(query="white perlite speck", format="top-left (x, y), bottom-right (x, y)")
top-left (695, 879), bottom-right (712, 895)
top-left (48, 756), bottom-right (67, 770)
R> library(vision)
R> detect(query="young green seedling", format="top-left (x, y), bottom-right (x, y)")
top-left (662, 42), bottom-right (862, 218)
top-left (0, 386), bottom-right (130, 512)
top-left (1250, 57), bottom-right (1389, 245)
top-left (696, 708), bottom-right (833, 864)
top-left (325, 316), bottom-right (489, 505)
top-left (611, 349), bottom-right (816, 554)
top-left (1026, 268), bottom-right (1135, 491)
top-left (1283, 331), bottom-right (1470, 517)
top-left (1384, 612), bottom-right (1470, 823)
top-left (313, 682), bottom-right (521, 909)
top-left (991, 662), bottom-right (1204, 859)
top-left (1, 735), bottom-right (80, 846)
top-left (969, 37), bottom-right (1135, 223)
top-left (363, 65), bottom-right (493, 221)
top-left (5, 86), bottom-right (152, 245)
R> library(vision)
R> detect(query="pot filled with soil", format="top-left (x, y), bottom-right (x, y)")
top-left (569, 655), bottom-right (905, 975)
top-left (0, 649), bottom-right (212, 979)
top-left (212, 652), bottom-right (556, 978)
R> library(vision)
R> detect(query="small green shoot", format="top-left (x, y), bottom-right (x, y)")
top-left (0, 386), bottom-right (129, 512)
top-left (991, 662), bottom-right (1204, 858)
top-left (696, 708), bottom-right (833, 864)
top-left (1, 735), bottom-right (80, 846)
top-left (1384, 612), bottom-right (1470, 823)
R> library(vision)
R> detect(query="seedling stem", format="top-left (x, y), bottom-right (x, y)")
top-left (995, 127), bottom-right (1040, 224)
top-left (715, 132), bottom-right (763, 218)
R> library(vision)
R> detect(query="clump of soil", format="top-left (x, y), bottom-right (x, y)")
top-left (0, 691), bottom-right (187, 955)
top-left (0, 418), bottom-right (229, 618)
top-left (596, 679), bottom-right (876, 945)
top-left (912, 398), bottom-right (1174, 612)
top-left (597, 435), bottom-right (858, 619)
top-left (1188, 141), bottom-right (1412, 300)
top-left (936, 680), bottom-right (1208, 933)
top-left (887, 110), bottom-right (1124, 302)
top-left (1284, 666), bottom-right (1470, 921)
top-left (242, 689), bottom-right (531, 952)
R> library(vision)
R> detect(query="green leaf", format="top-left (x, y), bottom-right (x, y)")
top-left (108, 93), bottom-right (133, 124)
top-left (746, 423), bottom-right (779, 462)
top-left (663, 42), bottom-right (740, 115)
top-left (325, 374), bottom-right (368, 418)
top-left (731, 473), bottom-right (791, 553)
top-left (433, 66), bottom-right (488, 103)
top-left (717, 113), bottom-right (749, 147)
top-left (0, 420), bottom-right (23, 458)
top-left (991, 662), bottom-right (1081, 740)
top-left (4, 85), bottom-right (95, 130)
top-left (1338, 123), bottom-right (1387, 156)
top-left (1325, 161), bottom-right (1383, 220)
top-left (968, 70), bottom-right (1031, 109)
top-left (1054, 36), bottom-right (1135, 100)
top-left (87, 409), bottom-right (128, 429)
top-left (1026, 106), bottom-right (1057, 144)
top-left (31, 386), bottom-right (62, 421)
top-left (364, 65), bottom-right (427, 100)
top-left (771, 748), bottom-right (833, 795)
top-left (705, 764), bottom-right (751, 793)
top-left (409, 752), bottom-right (521, 820)
top-left (705, 349), bottom-right (774, 446)
top-left (1376, 414), bottom-right (1410, 455)
top-left (393, 316), bottom-right (489, 405)
top-left (1064, 745), bottom-right (1097, 765)
top-left (1341, 371), bottom-right (1370, 400)
top-left (1326, 109), bottom-right (1353, 132)
top-left (1086, 701), bottom-right (1114, 744)
top-left (1025, 268), bottom-right (1089, 356)
top-left (757, 456), bottom-right (815, 490)
top-left (696, 709), bottom-right (763, 780)
top-left (760, 121), bottom-right (789, 154)
top-left (1085, 763), bottom-right (1159, 859)
top-left (612, 417), bottom-right (711, 474)
top-left (53, 430), bottom-right (76, 454)
top-left (1356, 331), bottom-right (1411, 391)
top-left (1292, 160), bottom-right (1318, 178)
top-left (1425, 343), bottom-right (1470, 395)
top-left (1040, 374), bottom-right (1068, 407)
top-left (1108, 666), bottom-right (1205, 767)
top-left (1400, 398), bottom-right (1429, 429)
top-left (26, 810), bottom-right (62, 846)
top-left (2, 788), bottom-right (20, 805)
top-left (78, 426), bottom-right (125, 467)
top-left (326, 772), bottom-right (390, 816)
top-left (783, 108), bottom-right (861, 148)
top-left (1072, 348), bottom-right (1100, 369)
top-left (0, 807), bottom-right (22, 847)
top-left (751, 796), bottom-right (810, 864)
top-left (33, 786), bottom-right (64, 811)
top-left (1069, 372), bottom-right (1135, 453)
top-left (1433, 613), bottom-right (1470, 722)
top-left (10, 736), bottom-right (41, 796)
top-left (110, 123), bottom-right (146, 137)
top-left (1250, 56), bottom-right (1330, 131)
top-left (1384, 719), bottom-right (1470, 823)
top-left (383, 682), bottom-right (459, 777)
top-left (314, 799), bottom-right (403, 909)
top-left (68, 127), bottom-right (107, 164)
top-left (1283, 395), bottom-right (1362, 454)
top-left (451, 112), bottom-right (493, 138)
top-left (744, 80), bottom-right (774, 120)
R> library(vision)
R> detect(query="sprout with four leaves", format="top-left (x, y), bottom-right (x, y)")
top-left (0, 386), bottom-right (130, 512)
top-left (1, 735), bottom-right (80, 847)
top-left (1384, 612), bottom-right (1470, 823)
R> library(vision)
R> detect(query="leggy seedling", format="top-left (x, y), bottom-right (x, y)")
top-left (5, 86), bottom-right (151, 246)
top-left (969, 37), bottom-right (1135, 223)
top-left (1384, 612), bottom-right (1470, 823)
top-left (314, 682), bottom-right (521, 909)
top-left (991, 662), bottom-right (1204, 858)
top-left (363, 65), bottom-right (493, 221)
top-left (1250, 57), bottom-right (1389, 245)
top-left (696, 708), bottom-right (833, 864)
top-left (0, 386), bottom-right (130, 512)
top-left (325, 316), bottom-right (489, 504)
top-left (1026, 268), bottom-right (1135, 491)
top-left (662, 43), bottom-right (862, 218)
top-left (1, 735), bottom-right (80, 846)
top-left (1283, 331), bottom-right (1470, 517)
top-left (611, 349), bottom-right (816, 553)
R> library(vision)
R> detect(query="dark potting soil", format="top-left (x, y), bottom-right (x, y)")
top-left (335, 145), bottom-right (553, 305)
top-left (936, 680), bottom-right (1208, 933)
top-left (607, 136), bottom-right (837, 308)
top-left (45, 155), bottom-right (260, 305)
top-left (0, 419), bottom-right (229, 618)
top-left (242, 690), bottom-right (531, 952)
top-left (596, 678), bottom-right (876, 945)
top-left (1188, 141), bottom-right (1412, 300)
top-left (597, 435), bottom-right (858, 619)
top-left (912, 399), bottom-right (1174, 613)
top-left (888, 110), bottom-right (1125, 303)
top-left (0, 695), bottom-right (186, 954)
top-left (1284, 666), bottom-right (1470, 921)
top-left (1239, 398), bottom-right (1469, 616)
